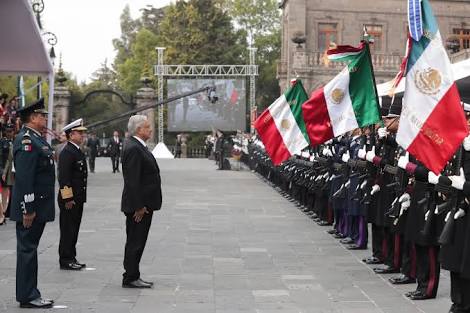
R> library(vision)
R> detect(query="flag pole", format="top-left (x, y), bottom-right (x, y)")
top-left (361, 27), bottom-right (383, 127)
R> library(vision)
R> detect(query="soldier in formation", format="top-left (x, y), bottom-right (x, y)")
top-left (249, 100), bottom-right (470, 312)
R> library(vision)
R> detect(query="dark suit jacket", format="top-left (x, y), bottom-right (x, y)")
top-left (121, 137), bottom-right (162, 213)
top-left (58, 142), bottom-right (88, 204)
top-left (107, 137), bottom-right (122, 157)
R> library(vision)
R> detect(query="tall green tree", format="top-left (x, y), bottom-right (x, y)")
top-left (225, 0), bottom-right (281, 110)
top-left (158, 0), bottom-right (245, 64)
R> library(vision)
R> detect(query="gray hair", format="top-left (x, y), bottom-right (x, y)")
top-left (127, 115), bottom-right (148, 135)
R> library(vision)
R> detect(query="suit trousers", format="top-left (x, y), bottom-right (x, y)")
top-left (111, 156), bottom-right (120, 172)
top-left (59, 202), bottom-right (84, 265)
top-left (123, 209), bottom-right (153, 284)
top-left (89, 155), bottom-right (96, 172)
top-left (16, 221), bottom-right (45, 303)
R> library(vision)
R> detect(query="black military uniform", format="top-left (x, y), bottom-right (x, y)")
top-left (11, 98), bottom-right (55, 308)
top-left (58, 119), bottom-right (88, 270)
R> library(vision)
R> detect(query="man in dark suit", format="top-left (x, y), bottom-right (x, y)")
top-left (86, 133), bottom-right (99, 173)
top-left (58, 119), bottom-right (88, 271)
top-left (11, 98), bottom-right (55, 308)
top-left (107, 130), bottom-right (122, 173)
top-left (121, 115), bottom-right (162, 288)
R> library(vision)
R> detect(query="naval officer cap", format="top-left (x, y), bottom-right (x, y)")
top-left (63, 118), bottom-right (87, 134)
top-left (17, 98), bottom-right (48, 121)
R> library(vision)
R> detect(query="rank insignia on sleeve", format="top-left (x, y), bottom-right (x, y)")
top-left (60, 186), bottom-right (74, 199)
top-left (21, 138), bottom-right (31, 144)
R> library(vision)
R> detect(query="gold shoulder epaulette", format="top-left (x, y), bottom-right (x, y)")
top-left (60, 186), bottom-right (74, 199)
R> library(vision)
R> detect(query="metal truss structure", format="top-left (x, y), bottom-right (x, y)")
top-left (154, 48), bottom-right (258, 143)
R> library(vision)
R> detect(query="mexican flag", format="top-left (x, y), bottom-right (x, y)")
top-left (396, 0), bottom-right (468, 174)
top-left (254, 79), bottom-right (310, 165)
top-left (302, 42), bottom-right (381, 146)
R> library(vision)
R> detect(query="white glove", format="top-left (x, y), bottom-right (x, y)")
top-left (397, 152), bottom-right (409, 170)
top-left (428, 171), bottom-right (440, 185)
top-left (345, 180), bottom-right (351, 188)
top-left (463, 134), bottom-right (470, 151)
top-left (322, 147), bottom-right (333, 157)
top-left (323, 172), bottom-right (329, 179)
top-left (341, 151), bottom-right (350, 163)
top-left (329, 174), bottom-right (337, 181)
top-left (325, 139), bottom-right (333, 145)
top-left (399, 193), bottom-right (411, 212)
top-left (315, 175), bottom-right (322, 182)
top-left (454, 208), bottom-right (466, 220)
top-left (366, 146), bottom-right (376, 162)
top-left (449, 168), bottom-right (465, 190)
top-left (378, 127), bottom-right (389, 139)
top-left (425, 210), bottom-right (430, 221)
top-left (309, 155), bottom-right (315, 162)
top-left (445, 211), bottom-right (452, 222)
top-left (358, 145), bottom-right (367, 160)
top-left (370, 184), bottom-right (380, 195)
top-left (360, 180), bottom-right (368, 190)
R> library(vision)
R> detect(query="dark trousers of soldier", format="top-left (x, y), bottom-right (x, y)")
top-left (350, 216), bottom-right (368, 247)
top-left (111, 155), bottom-right (120, 173)
top-left (89, 155), bottom-right (96, 173)
top-left (59, 202), bottom-right (84, 265)
top-left (16, 221), bottom-right (45, 303)
top-left (450, 272), bottom-right (470, 311)
top-left (382, 228), bottom-right (400, 269)
top-left (123, 209), bottom-right (153, 284)
top-left (415, 244), bottom-right (440, 297)
top-left (371, 224), bottom-right (384, 260)
top-left (400, 239), bottom-right (416, 278)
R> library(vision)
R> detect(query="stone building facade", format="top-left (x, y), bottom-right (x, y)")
top-left (277, 0), bottom-right (470, 93)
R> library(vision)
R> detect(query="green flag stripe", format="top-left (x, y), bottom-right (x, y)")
top-left (284, 80), bottom-right (310, 144)
top-left (347, 46), bottom-right (381, 127)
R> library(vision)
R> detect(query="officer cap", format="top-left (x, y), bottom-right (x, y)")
top-left (17, 98), bottom-right (48, 121)
top-left (63, 118), bottom-right (87, 134)
top-left (384, 100), bottom-right (402, 118)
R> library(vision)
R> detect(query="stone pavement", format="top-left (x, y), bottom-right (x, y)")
top-left (0, 158), bottom-right (451, 313)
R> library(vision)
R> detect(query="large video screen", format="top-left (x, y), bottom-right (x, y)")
top-left (167, 79), bottom-right (246, 132)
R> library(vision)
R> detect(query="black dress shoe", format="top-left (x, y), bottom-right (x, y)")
top-left (405, 290), bottom-right (419, 297)
top-left (340, 237), bottom-right (354, 244)
top-left (389, 274), bottom-right (416, 285)
top-left (409, 291), bottom-right (434, 300)
top-left (317, 221), bottom-right (332, 226)
top-left (346, 244), bottom-right (367, 250)
top-left (74, 260), bottom-right (86, 268)
top-left (373, 266), bottom-right (400, 274)
top-left (122, 279), bottom-right (152, 288)
top-left (333, 233), bottom-right (346, 239)
top-left (327, 229), bottom-right (338, 235)
top-left (138, 278), bottom-right (154, 286)
top-left (362, 256), bottom-right (383, 265)
top-left (20, 298), bottom-right (53, 308)
top-left (60, 262), bottom-right (83, 270)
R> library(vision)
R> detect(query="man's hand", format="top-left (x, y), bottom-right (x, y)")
top-left (133, 207), bottom-right (149, 223)
top-left (23, 211), bottom-right (36, 228)
top-left (65, 200), bottom-right (76, 210)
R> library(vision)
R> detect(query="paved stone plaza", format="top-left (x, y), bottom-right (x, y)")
top-left (0, 158), bottom-right (451, 312)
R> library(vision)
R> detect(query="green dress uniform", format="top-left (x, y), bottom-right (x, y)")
top-left (10, 126), bottom-right (55, 304)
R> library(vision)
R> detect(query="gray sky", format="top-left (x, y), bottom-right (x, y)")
top-left (43, 0), bottom-right (171, 83)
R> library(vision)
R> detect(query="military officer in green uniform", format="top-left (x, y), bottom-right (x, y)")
top-left (11, 98), bottom-right (55, 309)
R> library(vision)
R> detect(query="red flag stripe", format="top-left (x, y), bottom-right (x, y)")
top-left (406, 84), bottom-right (468, 173)
top-left (302, 87), bottom-right (334, 146)
top-left (254, 109), bottom-right (291, 165)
